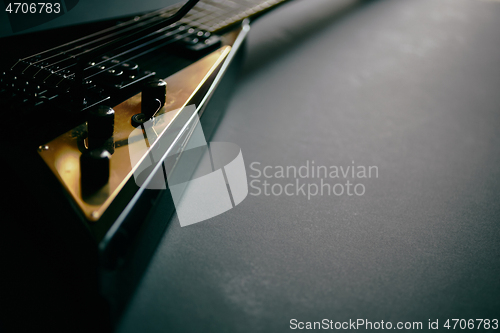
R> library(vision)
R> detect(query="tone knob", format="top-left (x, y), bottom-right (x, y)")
top-left (80, 149), bottom-right (111, 195)
top-left (87, 105), bottom-right (115, 151)
top-left (141, 78), bottom-right (167, 119)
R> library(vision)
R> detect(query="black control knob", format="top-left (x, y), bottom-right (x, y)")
top-left (87, 105), bottom-right (115, 150)
top-left (80, 148), bottom-right (111, 195)
top-left (141, 78), bottom-right (167, 119)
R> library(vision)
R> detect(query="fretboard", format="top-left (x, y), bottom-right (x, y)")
top-left (165, 0), bottom-right (290, 32)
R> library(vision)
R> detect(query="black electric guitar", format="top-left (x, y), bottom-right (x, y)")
top-left (0, 0), bottom-right (292, 331)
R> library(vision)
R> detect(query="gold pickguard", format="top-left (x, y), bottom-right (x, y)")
top-left (38, 29), bottom-right (241, 222)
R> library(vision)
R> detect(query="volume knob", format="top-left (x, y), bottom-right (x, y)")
top-left (87, 105), bottom-right (115, 151)
top-left (141, 78), bottom-right (167, 119)
top-left (80, 148), bottom-right (111, 195)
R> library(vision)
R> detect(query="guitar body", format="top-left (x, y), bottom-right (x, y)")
top-left (0, 5), bottom-right (257, 331)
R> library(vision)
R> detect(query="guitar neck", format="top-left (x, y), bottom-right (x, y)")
top-left (172, 0), bottom-right (291, 32)
top-left (1, 0), bottom-right (293, 147)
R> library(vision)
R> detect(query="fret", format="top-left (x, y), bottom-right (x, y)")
top-left (179, 7), bottom-right (216, 31)
top-left (154, 0), bottom-right (290, 33)
top-left (184, 8), bottom-right (223, 25)
top-left (180, 9), bottom-right (208, 23)
top-left (196, 1), bottom-right (232, 14)
top-left (186, 0), bottom-right (289, 32)
top-left (192, 4), bottom-right (242, 28)
top-left (202, 0), bottom-right (237, 10)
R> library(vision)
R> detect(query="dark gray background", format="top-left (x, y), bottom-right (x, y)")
top-left (112, 0), bottom-right (500, 332)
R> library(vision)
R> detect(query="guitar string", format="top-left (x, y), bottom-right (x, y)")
top-left (22, 0), bottom-right (258, 76)
top-left (12, 0), bottom-right (279, 74)
top-left (16, 0), bottom-right (197, 73)
top-left (11, 5), bottom-right (179, 70)
top-left (20, 6), bottom-right (187, 74)
top-left (2, 0), bottom-right (286, 106)
top-left (73, 0), bottom-right (271, 81)
top-left (28, 4), bottom-right (214, 78)
top-left (22, 14), bottom-right (176, 74)
top-left (185, 0), bottom-right (284, 30)
top-left (72, 0), bottom-right (248, 63)
top-left (73, 2), bottom-right (259, 81)
top-left (50, 26), bottom-right (200, 85)
top-left (96, 0), bottom-right (279, 64)
top-left (82, 29), bottom-right (201, 81)
top-left (26, 0), bottom-right (273, 86)
top-left (41, 28), bottom-right (219, 84)
top-left (33, 4), bottom-right (243, 81)
top-left (33, 19), bottom-right (184, 77)
top-left (36, 12), bottom-right (210, 82)
top-left (35, 0), bottom-right (258, 69)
